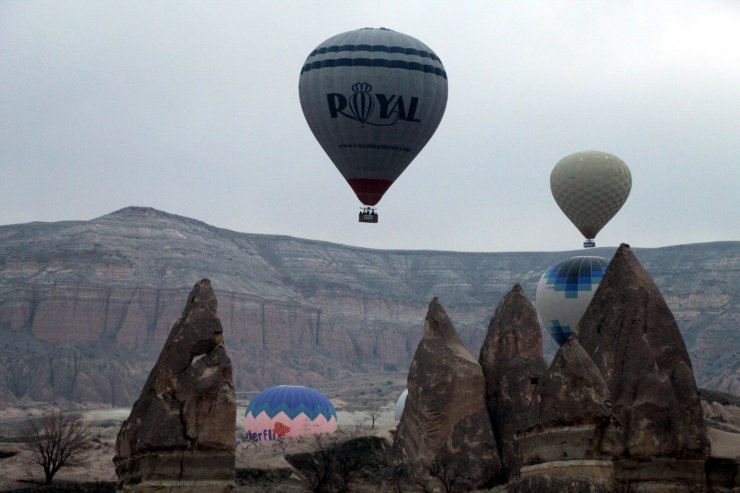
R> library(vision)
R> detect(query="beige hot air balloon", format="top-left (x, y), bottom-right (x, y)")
top-left (550, 151), bottom-right (632, 248)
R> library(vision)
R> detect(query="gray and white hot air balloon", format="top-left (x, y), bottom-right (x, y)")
top-left (299, 28), bottom-right (448, 223)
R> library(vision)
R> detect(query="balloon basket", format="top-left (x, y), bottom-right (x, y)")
top-left (359, 208), bottom-right (378, 223)
top-left (583, 240), bottom-right (596, 248)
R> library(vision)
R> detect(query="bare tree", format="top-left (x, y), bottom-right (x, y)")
top-left (428, 456), bottom-right (470, 493)
top-left (300, 433), bottom-right (340, 493)
top-left (354, 416), bottom-right (371, 435)
top-left (383, 462), bottom-right (411, 493)
top-left (23, 410), bottom-right (93, 484)
top-left (366, 406), bottom-right (381, 430)
top-left (333, 446), bottom-right (363, 493)
top-left (273, 435), bottom-right (291, 456)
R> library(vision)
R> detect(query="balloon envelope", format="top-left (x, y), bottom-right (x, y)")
top-left (536, 256), bottom-right (608, 345)
top-left (394, 388), bottom-right (408, 421)
top-left (244, 385), bottom-right (337, 442)
top-left (299, 28), bottom-right (448, 206)
top-left (550, 151), bottom-right (632, 240)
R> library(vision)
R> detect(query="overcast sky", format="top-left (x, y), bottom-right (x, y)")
top-left (1, 1), bottom-right (738, 252)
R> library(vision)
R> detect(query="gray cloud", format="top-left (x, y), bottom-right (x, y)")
top-left (1, 0), bottom-right (738, 252)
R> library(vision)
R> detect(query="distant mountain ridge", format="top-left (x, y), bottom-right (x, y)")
top-left (0, 206), bottom-right (737, 406)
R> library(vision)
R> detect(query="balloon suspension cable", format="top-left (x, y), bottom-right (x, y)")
top-left (358, 206), bottom-right (378, 223)
top-left (583, 239), bottom-right (596, 248)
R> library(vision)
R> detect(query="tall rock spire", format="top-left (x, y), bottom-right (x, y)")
top-left (114, 279), bottom-right (236, 492)
top-left (578, 244), bottom-right (710, 459)
top-left (479, 284), bottom-right (547, 477)
top-left (393, 297), bottom-right (501, 488)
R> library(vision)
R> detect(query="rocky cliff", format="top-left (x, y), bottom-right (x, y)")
top-left (0, 207), bottom-right (737, 406)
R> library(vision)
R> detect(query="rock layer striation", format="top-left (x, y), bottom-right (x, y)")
top-left (0, 208), bottom-right (737, 406)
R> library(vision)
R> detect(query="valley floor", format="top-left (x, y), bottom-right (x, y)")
top-left (2, 369), bottom-right (739, 492)
top-left (0, 372), bottom-right (405, 491)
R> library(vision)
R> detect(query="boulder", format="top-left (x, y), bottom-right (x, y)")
top-left (578, 244), bottom-right (710, 460)
top-left (478, 284), bottom-right (547, 477)
top-left (393, 297), bottom-right (501, 489)
top-left (114, 279), bottom-right (236, 492)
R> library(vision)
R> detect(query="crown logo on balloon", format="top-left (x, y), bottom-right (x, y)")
top-left (349, 82), bottom-right (375, 125)
top-left (352, 82), bottom-right (373, 94)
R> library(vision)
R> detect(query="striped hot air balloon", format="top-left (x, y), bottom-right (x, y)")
top-left (535, 256), bottom-right (608, 345)
top-left (243, 386), bottom-right (337, 442)
top-left (550, 151), bottom-right (632, 247)
top-left (299, 28), bottom-right (448, 219)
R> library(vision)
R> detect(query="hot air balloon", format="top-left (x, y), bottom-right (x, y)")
top-left (299, 28), bottom-right (448, 223)
top-left (394, 388), bottom-right (408, 421)
top-left (243, 385), bottom-right (337, 442)
top-left (550, 151), bottom-right (631, 247)
top-left (535, 256), bottom-right (608, 345)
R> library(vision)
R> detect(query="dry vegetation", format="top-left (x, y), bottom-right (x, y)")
top-left (0, 371), bottom-right (406, 491)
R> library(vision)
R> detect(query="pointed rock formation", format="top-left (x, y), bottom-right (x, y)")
top-left (518, 338), bottom-right (621, 483)
top-left (579, 244), bottom-right (709, 460)
top-left (479, 284), bottom-right (547, 478)
top-left (114, 279), bottom-right (236, 493)
top-left (530, 338), bottom-right (614, 430)
top-left (573, 244), bottom-right (710, 491)
top-left (394, 297), bottom-right (501, 488)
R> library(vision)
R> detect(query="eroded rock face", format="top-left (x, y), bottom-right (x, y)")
top-left (530, 338), bottom-right (613, 430)
top-left (578, 244), bottom-right (710, 460)
top-left (479, 284), bottom-right (547, 477)
top-left (114, 279), bottom-right (235, 492)
top-left (393, 298), bottom-right (501, 488)
top-left (519, 338), bottom-right (621, 470)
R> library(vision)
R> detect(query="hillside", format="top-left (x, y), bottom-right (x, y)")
top-left (0, 206), bottom-right (737, 406)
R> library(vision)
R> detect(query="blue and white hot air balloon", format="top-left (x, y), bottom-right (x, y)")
top-left (535, 256), bottom-right (608, 345)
